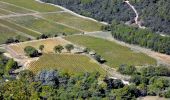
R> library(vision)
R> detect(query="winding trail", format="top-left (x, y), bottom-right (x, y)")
top-left (124, 0), bottom-right (145, 29)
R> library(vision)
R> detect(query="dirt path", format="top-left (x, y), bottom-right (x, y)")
top-left (124, 0), bottom-right (145, 29)
top-left (0, 11), bottom-right (66, 19)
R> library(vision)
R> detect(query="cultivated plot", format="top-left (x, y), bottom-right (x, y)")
top-left (6, 15), bottom-right (81, 35)
top-left (65, 35), bottom-right (157, 67)
top-left (0, 1), bottom-right (33, 14)
top-left (0, 19), bottom-right (40, 37)
top-left (0, 8), bottom-right (14, 16)
top-left (41, 12), bottom-right (103, 32)
top-left (0, 0), bottom-right (62, 12)
top-left (28, 54), bottom-right (106, 75)
top-left (0, 24), bottom-right (27, 44)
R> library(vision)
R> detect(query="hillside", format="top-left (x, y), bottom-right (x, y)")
top-left (41, 0), bottom-right (170, 35)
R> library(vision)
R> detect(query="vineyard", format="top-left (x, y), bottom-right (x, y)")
top-left (0, 8), bottom-right (14, 16)
top-left (41, 12), bottom-right (103, 32)
top-left (0, 24), bottom-right (27, 44)
top-left (0, 1), bottom-right (33, 14)
top-left (0, 0), bottom-right (61, 12)
top-left (28, 54), bottom-right (106, 75)
top-left (8, 37), bottom-right (69, 56)
top-left (65, 35), bottom-right (157, 67)
top-left (0, 0), bottom-right (103, 45)
top-left (0, 19), bottom-right (40, 37)
top-left (6, 15), bottom-right (81, 35)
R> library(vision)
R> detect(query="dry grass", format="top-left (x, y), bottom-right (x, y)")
top-left (8, 38), bottom-right (69, 56)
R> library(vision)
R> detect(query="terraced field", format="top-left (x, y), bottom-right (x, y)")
top-left (0, 0), bottom-right (61, 12)
top-left (6, 15), bottom-right (81, 35)
top-left (0, 8), bottom-right (14, 15)
top-left (0, 19), bottom-right (40, 37)
top-left (41, 12), bottom-right (103, 32)
top-left (0, 1), bottom-right (33, 14)
top-left (0, 0), bottom-right (103, 45)
top-left (0, 24), bottom-right (27, 44)
top-left (28, 54), bottom-right (106, 75)
top-left (65, 35), bottom-right (157, 67)
top-left (8, 38), bottom-right (69, 56)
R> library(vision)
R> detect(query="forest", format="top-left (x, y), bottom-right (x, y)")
top-left (0, 54), bottom-right (170, 99)
top-left (111, 21), bottom-right (170, 55)
top-left (41, 0), bottom-right (170, 35)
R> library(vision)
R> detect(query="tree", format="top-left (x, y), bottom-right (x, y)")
top-left (104, 78), bottom-right (124, 89)
top-left (65, 44), bottom-right (74, 52)
top-left (39, 45), bottom-right (44, 52)
top-left (54, 45), bottom-right (64, 53)
top-left (4, 59), bottom-right (18, 75)
top-left (35, 70), bottom-right (59, 87)
top-left (118, 65), bottom-right (136, 75)
top-left (18, 70), bottom-right (34, 82)
top-left (24, 46), bottom-right (39, 57)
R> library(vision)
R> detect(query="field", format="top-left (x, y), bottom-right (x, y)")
top-left (0, 24), bottom-right (27, 44)
top-left (6, 15), bottom-right (81, 35)
top-left (0, 19), bottom-right (41, 37)
top-left (0, 8), bottom-right (14, 15)
top-left (0, 0), bottom-right (103, 45)
top-left (0, 1), bottom-right (33, 14)
top-left (28, 54), bottom-right (106, 75)
top-left (65, 35), bottom-right (157, 67)
top-left (41, 12), bottom-right (103, 32)
top-left (0, 0), bottom-right (62, 12)
top-left (8, 38), bottom-right (69, 56)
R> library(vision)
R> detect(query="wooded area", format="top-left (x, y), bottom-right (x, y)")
top-left (41, 0), bottom-right (170, 35)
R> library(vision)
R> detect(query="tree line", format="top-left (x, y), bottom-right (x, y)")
top-left (111, 21), bottom-right (170, 55)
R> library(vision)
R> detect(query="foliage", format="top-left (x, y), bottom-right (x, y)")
top-left (111, 21), bottom-right (170, 55)
top-left (118, 64), bottom-right (136, 75)
top-left (54, 45), bottom-right (64, 53)
top-left (24, 46), bottom-right (39, 57)
top-left (65, 44), bottom-right (74, 52)
top-left (4, 59), bottom-right (18, 75)
top-left (39, 45), bottom-right (44, 51)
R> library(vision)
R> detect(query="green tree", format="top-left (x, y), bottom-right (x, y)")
top-left (65, 44), bottom-right (74, 52)
top-left (4, 59), bottom-right (18, 75)
top-left (54, 45), bottom-right (64, 53)
top-left (39, 45), bottom-right (44, 52)
top-left (24, 46), bottom-right (39, 57)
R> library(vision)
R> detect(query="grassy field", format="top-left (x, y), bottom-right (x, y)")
top-left (0, 19), bottom-right (40, 37)
top-left (0, 1), bottom-right (33, 14)
top-left (28, 54), bottom-right (106, 75)
top-left (0, 0), bottom-right (62, 12)
top-left (7, 15), bottom-right (81, 35)
top-left (0, 24), bottom-right (27, 44)
top-left (65, 35), bottom-right (157, 67)
top-left (8, 38), bottom-right (69, 55)
top-left (41, 12), bottom-right (103, 32)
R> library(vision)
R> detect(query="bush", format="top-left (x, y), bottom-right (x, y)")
top-left (118, 64), bottom-right (136, 75)
top-left (24, 46), bottom-right (39, 57)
